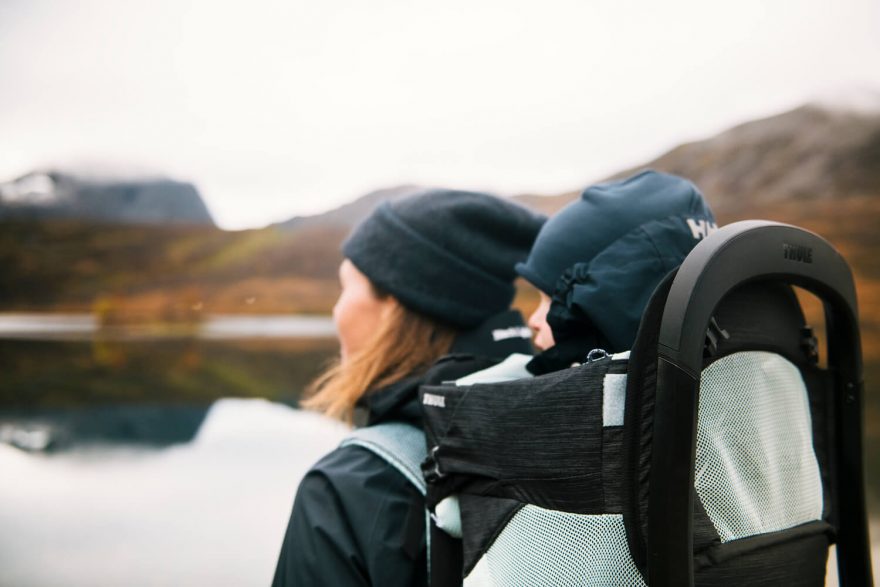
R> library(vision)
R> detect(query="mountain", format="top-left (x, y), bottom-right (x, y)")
top-left (514, 100), bottom-right (880, 359)
top-left (0, 170), bottom-right (214, 226)
top-left (1, 100), bottom-right (878, 359)
top-left (615, 103), bottom-right (880, 216)
top-left (514, 100), bottom-right (880, 217)
top-left (275, 184), bottom-right (423, 230)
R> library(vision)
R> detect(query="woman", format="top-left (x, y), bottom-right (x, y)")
top-left (272, 188), bottom-right (545, 586)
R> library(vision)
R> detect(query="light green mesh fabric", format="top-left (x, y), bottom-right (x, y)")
top-left (695, 351), bottom-right (823, 542)
top-left (463, 350), bottom-right (823, 584)
top-left (465, 508), bottom-right (646, 587)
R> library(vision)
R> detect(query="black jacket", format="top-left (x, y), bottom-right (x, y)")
top-left (271, 311), bottom-right (531, 587)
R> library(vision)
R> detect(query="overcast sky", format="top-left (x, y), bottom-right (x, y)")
top-left (1, 0), bottom-right (878, 229)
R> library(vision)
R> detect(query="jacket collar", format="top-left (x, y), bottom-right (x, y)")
top-left (355, 374), bottom-right (425, 428)
top-left (354, 309), bottom-right (534, 427)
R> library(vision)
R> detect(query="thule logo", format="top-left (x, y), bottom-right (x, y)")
top-left (422, 393), bottom-right (446, 408)
top-left (783, 243), bottom-right (813, 264)
top-left (686, 218), bottom-right (718, 240)
top-left (492, 326), bottom-right (533, 342)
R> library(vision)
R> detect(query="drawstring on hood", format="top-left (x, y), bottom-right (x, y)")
top-left (518, 170), bottom-right (717, 374)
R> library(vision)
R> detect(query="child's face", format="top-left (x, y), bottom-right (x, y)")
top-left (527, 291), bottom-right (556, 351)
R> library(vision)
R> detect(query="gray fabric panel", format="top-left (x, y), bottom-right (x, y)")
top-left (341, 422), bottom-right (428, 495)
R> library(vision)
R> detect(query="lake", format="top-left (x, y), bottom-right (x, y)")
top-left (0, 400), bottom-right (347, 587)
top-left (0, 313), bottom-right (878, 586)
top-left (0, 313), bottom-right (342, 586)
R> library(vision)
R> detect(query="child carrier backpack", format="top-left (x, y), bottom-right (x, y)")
top-left (413, 220), bottom-right (873, 586)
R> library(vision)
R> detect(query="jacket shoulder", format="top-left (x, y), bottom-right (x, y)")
top-left (273, 444), bottom-right (427, 586)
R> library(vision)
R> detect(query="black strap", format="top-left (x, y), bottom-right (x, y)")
top-left (429, 518), bottom-right (464, 587)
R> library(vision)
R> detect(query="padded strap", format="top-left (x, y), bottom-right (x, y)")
top-left (341, 422), bottom-right (437, 582)
top-left (341, 422), bottom-right (428, 495)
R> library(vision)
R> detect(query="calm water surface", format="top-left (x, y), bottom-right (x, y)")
top-left (0, 314), bottom-right (877, 586)
top-left (1, 313), bottom-right (342, 586)
top-left (0, 400), bottom-right (347, 587)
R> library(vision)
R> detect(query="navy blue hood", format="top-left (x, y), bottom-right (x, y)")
top-left (520, 171), bottom-right (716, 370)
top-left (516, 170), bottom-right (715, 296)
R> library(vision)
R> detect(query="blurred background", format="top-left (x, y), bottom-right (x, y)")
top-left (0, 0), bottom-right (878, 585)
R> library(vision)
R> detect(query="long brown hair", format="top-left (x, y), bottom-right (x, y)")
top-left (301, 298), bottom-right (457, 424)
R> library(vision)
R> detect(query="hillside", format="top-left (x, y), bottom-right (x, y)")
top-left (0, 220), bottom-right (345, 316)
top-left (514, 101), bottom-right (880, 216)
top-left (514, 101), bottom-right (880, 357)
top-left (276, 185), bottom-right (423, 230)
top-left (1, 100), bottom-right (878, 355)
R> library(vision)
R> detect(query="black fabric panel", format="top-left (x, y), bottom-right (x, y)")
top-left (602, 355), bottom-right (628, 512)
top-left (606, 358), bottom-right (629, 376)
top-left (459, 494), bottom-right (524, 576)
top-left (694, 282), bottom-right (833, 546)
top-left (623, 276), bottom-right (814, 572)
top-left (429, 521), bottom-right (463, 587)
top-left (705, 282), bottom-right (808, 365)
top-left (602, 426), bottom-right (625, 512)
top-left (685, 281), bottom-right (810, 555)
top-left (803, 364), bottom-right (836, 525)
top-left (421, 360), bottom-right (611, 513)
top-left (692, 495), bottom-right (721, 554)
top-left (694, 522), bottom-right (832, 586)
top-left (419, 355), bottom-right (501, 455)
top-left (622, 271), bottom-right (674, 572)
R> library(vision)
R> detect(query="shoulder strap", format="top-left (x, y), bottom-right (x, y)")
top-left (341, 422), bottom-right (436, 583)
top-left (341, 422), bottom-right (427, 495)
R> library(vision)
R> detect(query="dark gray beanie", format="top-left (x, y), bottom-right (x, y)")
top-left (342, 188), bottom-right (546, 329)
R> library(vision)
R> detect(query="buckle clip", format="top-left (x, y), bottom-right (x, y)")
top-left (421, 445), bottom-right (445, 484)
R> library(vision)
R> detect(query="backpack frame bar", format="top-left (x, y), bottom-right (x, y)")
top-left (648, 220), bottom-right (872, 587)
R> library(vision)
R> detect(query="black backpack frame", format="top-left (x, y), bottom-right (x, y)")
top-left (419, 220), bottom-right (873, 586)
top-left (648, 220), bottom-right (872, 586)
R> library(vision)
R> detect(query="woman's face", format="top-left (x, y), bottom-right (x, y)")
top-left (334, 259), bottom-right (397, 362)
top-left (527, 291), bottom-right (556, 351)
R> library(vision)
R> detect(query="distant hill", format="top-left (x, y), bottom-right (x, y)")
top-left (0, 219), bottom-right (345, 315)
top-left (275, 184), bottom-right (423, 230)
top-left (0, 170), bottom-right (214, 226)
top-left (514, 100), bottom-right (880, 216)
top-left (1, 101), bottom-right (878, 357)
top-left (514, 100), bottom-right (880, 358)
top-left (613, 102), bottom-right (880, 215)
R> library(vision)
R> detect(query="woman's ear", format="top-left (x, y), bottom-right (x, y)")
top-left (378, 294), bottom-right (401, 321)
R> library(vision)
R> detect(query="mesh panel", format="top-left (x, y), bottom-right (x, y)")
top-left (695, 351), bottom-right (823, 542)
top-left (464, 506), bottom-right (646, 587)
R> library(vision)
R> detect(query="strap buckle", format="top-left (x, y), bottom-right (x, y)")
top-left (421, 445), bottom-right (445, 484)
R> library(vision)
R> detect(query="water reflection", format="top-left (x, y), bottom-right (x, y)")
top-left (0, 318), bottom-right (347, 585)
top-left (0, 337), bottom-right (338, 408)
top-left (0, 319), bottom-right (877, 585)
top-left (0, 400), bottom-right (348, 587)
top-left (0, 405), bottom-right (209, 451)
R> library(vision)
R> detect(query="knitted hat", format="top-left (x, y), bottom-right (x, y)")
top-left (517, 170), bottom-right (717, 372)
top-left (343, 188), bottom-right (546, 329)
top-left (516, 170), bottom-right (715, 294)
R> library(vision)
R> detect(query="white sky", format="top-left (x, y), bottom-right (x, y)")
top-left (1, 0), bottom-right (878, 229)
